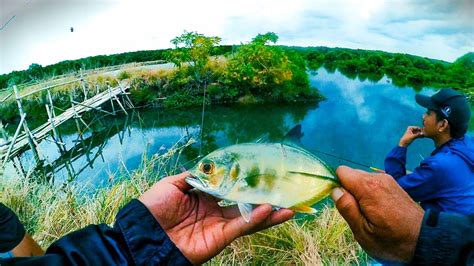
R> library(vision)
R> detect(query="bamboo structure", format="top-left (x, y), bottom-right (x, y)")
top-left (0, 82), bottom-right (133, 168)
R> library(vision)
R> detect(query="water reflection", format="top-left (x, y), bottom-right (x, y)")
top-left (4, 68), bottom-right (473, 192)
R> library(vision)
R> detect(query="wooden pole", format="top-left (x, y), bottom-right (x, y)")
top-left (0, 121), bottom-right (8, 140)
top-left (2, 113), bottom-right (27, 168)
top-left (108, 83), bottom-right (116, 115)
top-left (13, 85), bottom-right (40, 162)
top-left (80, 68), bottom-right (88, 100)
top-left (70, 92), bottom-right (84, 138)
top-left (113, 94), bottom-right (128, 115)
top-left (12, 156), bottom-right (26, 179)
top-left (46, 104), bottom-right (66, 153)
top-left (5, 83), bottom-right (131, 159)
top-left (47, 89), bottom-right (56, 117)
top-left (47, 89), bottom-right (66, 145)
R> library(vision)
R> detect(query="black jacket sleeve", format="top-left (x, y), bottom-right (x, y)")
top-left (411, 210), bottom-right (474, 265)
top-left (0, 203), bottom-right (26, 252)
top-left (0, 199), bottom-right (192, 266)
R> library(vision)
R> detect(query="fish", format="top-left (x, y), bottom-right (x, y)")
top-left (186, 124), bottom-right (340, 222)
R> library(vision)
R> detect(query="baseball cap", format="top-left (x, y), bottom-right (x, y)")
top-left (415, 88), bottom-right (471, 135)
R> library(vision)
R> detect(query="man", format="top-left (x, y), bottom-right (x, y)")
top-left (332, 166), bottom-right (473, 265)
top-left (0, 203), bottom-right (44, 258)
top-left (385, 88), bottom-right (474, 215)
top-left (0, 172), bottom-right (294, 265)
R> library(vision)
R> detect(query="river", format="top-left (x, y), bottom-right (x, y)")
top-left (4, 68), bottom-right (473, 192)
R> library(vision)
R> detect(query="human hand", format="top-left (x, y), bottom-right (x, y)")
top-left (399, 126), bottom-right (424, 147)
top-left (11, 234), bottom-right (44, 257)
top-left (331, 166), bottom-right (424, 263)
top-left (139, 172), bottom-right (295, 264)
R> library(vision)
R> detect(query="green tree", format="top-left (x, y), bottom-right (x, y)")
top-left (166, 31), bottom-right (221, 85)
top-left (225, 32), bottom-right (315, 101)
top-left (226, 32), bottom-right (292, 95)
top-left (28, 63), bottom-right (44, 80)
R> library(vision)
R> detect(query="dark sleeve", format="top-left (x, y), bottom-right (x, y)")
top-left (411, 210), bottom-right (474, 265)
top-left (0, 199), bottom-right (192, 266)
top-left (0, 203), bottom-right (26, 252)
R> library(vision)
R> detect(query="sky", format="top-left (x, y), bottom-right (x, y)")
top-left (0, 0), bottom-right (473, 74)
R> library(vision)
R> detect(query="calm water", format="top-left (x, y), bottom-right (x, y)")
top-left (5, 68), bottom-right (473, 191)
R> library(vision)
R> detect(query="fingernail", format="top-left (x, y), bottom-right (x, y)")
top-left (331, 187), bottom-right (344, 202)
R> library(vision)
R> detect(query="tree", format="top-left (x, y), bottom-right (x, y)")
top-left (28, 63), bottom-right (44, 80)
top-left (225, 32), bottom-right (314, 101)
top-left (166, 31), bottom-right (221, 86)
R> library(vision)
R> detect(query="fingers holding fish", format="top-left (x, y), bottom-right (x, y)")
top-left (331, 186), bottom-right (365, 236)
top-left (162, 171), bottom-right (194, 192)
top-left (335, 166), bottom-right (373, 200)
top-left (223, 204), bottom-right (294, 240)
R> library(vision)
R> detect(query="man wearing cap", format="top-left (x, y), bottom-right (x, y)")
top-left (385, 88), bottom-right (474, 215)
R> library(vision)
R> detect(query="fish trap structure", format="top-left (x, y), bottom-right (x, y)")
top-left (0, 72), bottom-right (134, 180)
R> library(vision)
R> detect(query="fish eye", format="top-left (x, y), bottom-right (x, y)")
top-left (199, 162), bottom-right (215, 174)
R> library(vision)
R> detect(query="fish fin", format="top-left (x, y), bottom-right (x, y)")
top-left (254, 133), bottom-right (270, 143)
top-left (287, 171), bottom-right (337, 182)
top-left (291, 205), bottom-right (317, 214)
top-left (283, 124), bottom-right (304, 147)
top-left (238, 202), bottom-right (253, 223)
top-left (218, 199), bottom-right (236, 207)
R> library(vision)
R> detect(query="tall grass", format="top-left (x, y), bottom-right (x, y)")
top-left (0, 140), bottom-right (367, 264)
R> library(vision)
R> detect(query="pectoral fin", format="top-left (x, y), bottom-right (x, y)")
top-left (238, 202), bottom-right (253, 223)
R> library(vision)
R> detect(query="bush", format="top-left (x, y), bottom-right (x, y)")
top-left (117, 71), bottom-right (131, 80)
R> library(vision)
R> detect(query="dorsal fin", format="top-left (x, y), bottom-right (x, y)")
top-left (283, 124), bottom-right (304, 147)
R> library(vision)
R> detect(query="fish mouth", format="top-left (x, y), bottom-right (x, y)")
top-left (185, 174), bottom-right (209, 189)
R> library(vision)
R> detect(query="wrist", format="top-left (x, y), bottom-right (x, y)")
top-left (399, 207), bottom-right (424, 262)
top-left (117, 199), bottom-right (191, 265)
top-left (411, 210), bottom-right (472, 265)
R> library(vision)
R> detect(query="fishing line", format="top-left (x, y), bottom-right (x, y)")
top-left (0, 0), bottom-right (32, 31)
top-left (199, 80), bottom-right (206, 156)
top-left (310, 148), bottom-right (385, 173)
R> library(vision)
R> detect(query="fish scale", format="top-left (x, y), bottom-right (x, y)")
top-left (187, 141), bottom-right (339, 220)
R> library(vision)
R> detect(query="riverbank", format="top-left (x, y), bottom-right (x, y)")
top-left (0, 142), bottom-right (367, 264)
top-left (0, 60), bottom-right (322, 127)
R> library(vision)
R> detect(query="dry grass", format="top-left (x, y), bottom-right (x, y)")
top-left (0, 137), bottom-right (367, 264)
top-left (209, 207), bottom-right (368, 265)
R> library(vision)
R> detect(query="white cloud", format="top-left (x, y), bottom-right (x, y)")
top-left (1, 0), bottom-right (472, 74)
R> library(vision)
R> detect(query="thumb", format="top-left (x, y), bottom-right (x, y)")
top-left (332, 187), bottom-right (364, 234)
top-left (163, 172), bottom-right (194, 192)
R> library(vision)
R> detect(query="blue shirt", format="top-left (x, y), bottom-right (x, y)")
top-left (385, 136), bottom-right (474, 215)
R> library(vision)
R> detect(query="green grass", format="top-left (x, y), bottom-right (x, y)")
top-left (0, 139), bottom-right (367, 264)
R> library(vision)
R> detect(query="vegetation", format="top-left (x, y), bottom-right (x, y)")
top-left (225, 32), bottom-right (317, 102)
top-left (0, 141), bottom-right (367, 264)
top-left (1, 31), bottom-right (322, 125)
top-left (2, 32), bottom-right (471, 265)
top-left (0, 47), bottom-right (232, 89)
top-left (1, 33), bottom-right (471, 126)
top-left (299, 47), bottom-right (473, 100)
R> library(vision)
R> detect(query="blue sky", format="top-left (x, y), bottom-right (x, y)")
top-left (0, 0), bottom-right (472, 74)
